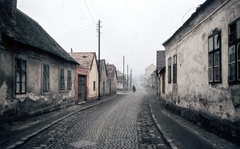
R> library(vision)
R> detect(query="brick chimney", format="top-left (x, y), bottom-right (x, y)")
top-left (0, 0), bottom-right (17, 18)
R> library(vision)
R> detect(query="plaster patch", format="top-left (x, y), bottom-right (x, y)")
top-left (17, 93), bottom-right (46, 102)
top-left (0, 82), bottom-right (7, 105)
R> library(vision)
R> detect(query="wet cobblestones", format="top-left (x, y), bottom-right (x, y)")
top-left (137, 96), bottom-right (169, 149)
top-left (17, 92), bottom-right (168, 149)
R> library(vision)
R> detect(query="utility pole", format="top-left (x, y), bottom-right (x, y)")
top-left (127, 65), bottom-right (129, 90)
top-left (130, 69), bottom-right (132, 89)
top-left (98, 20), bottom-right (101, 100)
top-left (123, 55), bottom-right (125, 91)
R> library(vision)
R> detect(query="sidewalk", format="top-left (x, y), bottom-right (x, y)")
top-left (0, 94), bottom-right (121, 149)
top-left (149, 94), bottom-right (240, 149)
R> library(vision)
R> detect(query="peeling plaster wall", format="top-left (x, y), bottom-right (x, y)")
top-left (163, 0), bottom-right (240, 121)
top-left (100, 63), bottom-right (109, 96)
top-left (88, 56), bottom-right (98, 100)
top-left (0, 47), bottom-right (13, 116)
top-left (0, 43), bottom-right (76, 121)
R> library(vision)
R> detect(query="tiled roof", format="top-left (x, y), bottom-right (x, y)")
top-left (69, 52), bottom-right (96, 69)
top-left (0, 8), bottom-right (78, 64)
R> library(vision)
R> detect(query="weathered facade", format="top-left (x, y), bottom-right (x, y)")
top-left (162, 0), bottom-right (240, 122)
top-left (106, 64), bottom-right (118, 94)
top-left (99, 59), bottom-right (109, 96)
top-left (0, 0), bottom-right (78, 121)
top-left (69, 52), bottom-right (98, 102)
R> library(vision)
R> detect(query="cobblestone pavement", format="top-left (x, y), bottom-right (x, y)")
top-left (137, 95), bottom-right (169, 149)
top-left (16, 90), bottom-right (168, 149)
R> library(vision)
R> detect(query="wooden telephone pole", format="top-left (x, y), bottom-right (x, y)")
top-left (98, 20), bottom-right (101, 100)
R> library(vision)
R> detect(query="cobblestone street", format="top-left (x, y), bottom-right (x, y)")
top-left (15, 90), bottom-right (169, 149)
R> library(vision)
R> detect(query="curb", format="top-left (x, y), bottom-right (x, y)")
top-left (149, 103), bottom-right (178, 149)
top-left (6, 94), bottom-right (120, 149)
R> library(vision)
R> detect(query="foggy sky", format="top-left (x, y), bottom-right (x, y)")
top-left (18, 0), bottom-right (206, 76)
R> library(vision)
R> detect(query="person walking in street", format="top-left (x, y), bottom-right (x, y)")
top-left (132, 85), bottom-right (136, 93)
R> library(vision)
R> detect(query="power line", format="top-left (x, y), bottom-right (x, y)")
top-left (83, 0), bottom-right (96, 25)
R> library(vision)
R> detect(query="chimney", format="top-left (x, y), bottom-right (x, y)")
top-left (0, 0), bottom-right (17, 18)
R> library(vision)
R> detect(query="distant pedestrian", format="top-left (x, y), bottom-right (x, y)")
top-left (132, 85), bottom-right (136, 93)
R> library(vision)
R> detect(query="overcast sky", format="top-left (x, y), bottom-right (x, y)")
top-left (18, 0), bottom-right (206, 76)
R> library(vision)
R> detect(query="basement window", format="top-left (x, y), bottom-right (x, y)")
top-left (229, 19), bottom-right (240, 83)
top-left (208, 29), bottom-right (221, 83)
top-left (15, 58), bottom-right (27, 94)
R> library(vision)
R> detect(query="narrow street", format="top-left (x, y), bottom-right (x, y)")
top-left (1, 87), bottom-right (240, 149)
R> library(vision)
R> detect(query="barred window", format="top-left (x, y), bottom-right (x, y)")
top-left (15, 58), bottom-right (26, 94)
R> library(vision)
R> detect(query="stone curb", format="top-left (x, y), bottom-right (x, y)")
top-left (6, 94), bottom-right (121, 149)
top-left (149, 103), bottom-right (178, 149)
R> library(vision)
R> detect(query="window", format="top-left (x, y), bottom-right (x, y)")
top-left (67, 70), bottom-right (72, 90)
top-left (173, 55), bottom-right (177, 83)
top-left (208, 30), bottom-right (221, 83)
top-left (43, 64), bottom-right (50, 92)
top-left (60, 68), bottom-right (65, 90)
top-left (168, 57), bottom-right (171, 83)
top-left (162, 72), bottom-right (165, 94)
top-left (229, 19), bottom-right (240, 83)
top-left (15, 58), bottom-right (26, 94)
top-left (93, 81), bottom-right (96, 91)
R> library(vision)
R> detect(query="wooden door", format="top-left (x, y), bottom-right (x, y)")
top-left (78, 75), bottom-right (86, 102)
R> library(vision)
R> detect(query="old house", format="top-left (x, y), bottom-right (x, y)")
top-left (69, 52), bottom-right (98, 102)
top-left (106, 64), bottom-right (118, 94)
top-left (144, 64), bottom-right (156, 87)
top-left (162, 0), bottom-right (240, 130)
top-left (0, 0), bottom-right (78, 121)
top-left (98, 59), bottom-right (109, 96)
top-left (156, 50), bottom-right (166, 95)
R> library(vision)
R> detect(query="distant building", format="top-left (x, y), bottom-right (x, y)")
top-left (117, 70), bottom-right (127, 90)
top-left (106, 64), bottom-right (118, 94)
top-left (0, 0), bottom-right (78, 121)
top-left (98, 59), bottom-right (109, 96)
top-left (144, 64), bottom-right (156, 88)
